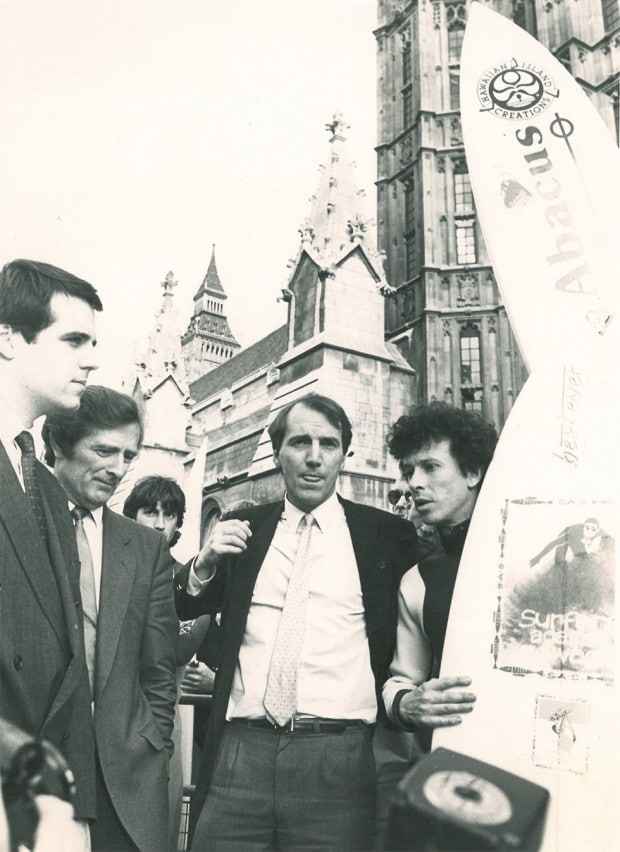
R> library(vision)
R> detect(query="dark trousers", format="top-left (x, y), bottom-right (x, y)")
top-left (90, 753), bottom-right (138, 852)
top-left (191, 724), bottom-right (377, 851)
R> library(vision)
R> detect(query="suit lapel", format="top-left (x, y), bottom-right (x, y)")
top-left (0, 445), bottom-right (68, 649)
top-left (96, 507), bottom-right (135, 696)
top-left (223, 502), bottom-right (283, 670)
top-left (340, 497), bottom-right (390, 637)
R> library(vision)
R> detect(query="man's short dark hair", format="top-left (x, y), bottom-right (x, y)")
top-left (387, 401), bottom-right (498, 483)
top-left (123, 475), bottom-right (186, 530)
top-left (42, 385), bottom-right (143, 466)
top-left (268, 393), bottom-right (353, 454)
top-left (0, 259), bottom-right (103, 343)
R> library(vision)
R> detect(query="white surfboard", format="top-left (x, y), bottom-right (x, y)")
top-left (457, 2), bottom-right (620, 371)
top-left (434, 6), bottom-right (620, 851)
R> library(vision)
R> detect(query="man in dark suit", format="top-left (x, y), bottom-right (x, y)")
top-left (43, 386), bottom-right (178, 851)
top-left (175, 393), bottom-right (418, 851)
top-left (0, 259), bottom-right (102, 846)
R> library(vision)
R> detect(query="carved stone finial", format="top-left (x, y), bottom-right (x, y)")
top-left (347, 213), bottom-right (368, 243)
top-left (325, 112), bottom-right (350, 140)
top-left (162, 271), bottom-right (178, 295)
top-left (298, 218), bottom-right (315, 244)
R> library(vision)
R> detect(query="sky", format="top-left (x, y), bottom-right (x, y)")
top-left (0, 0), bottom-right (378, 386)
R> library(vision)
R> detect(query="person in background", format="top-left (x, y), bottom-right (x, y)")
top-left (43, 387), bottom-right (178, 851)
top-left (123, 474), bottom-right (186, 548)
top-left (123, 474), bottom-right (215, 849)
top-left (0, 258), bottom-right (101, 849)
top-left (388, 477), bottom-right (440, 560)
top-left (175, 393), bottom-right (418, 851)
top-left (387, 478), bottom-right (413, 519)
top-left (383, 402), bottom-right (498, 739)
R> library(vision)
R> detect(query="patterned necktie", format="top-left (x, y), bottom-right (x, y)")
top-left (72, 506), bottom-right (98, 700)
top-left (15, 430), bottom-right (48, 544)
top-left (264, 513), bottom-right (316, 726)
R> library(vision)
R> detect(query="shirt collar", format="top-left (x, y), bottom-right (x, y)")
top-left (283, 491), bottom-right (343, 532)
top-left (0, 406), bottom-right (31, 454)
top-left (68, 500), bottom-right (104, 528)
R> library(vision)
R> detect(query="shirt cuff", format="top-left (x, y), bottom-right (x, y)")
top-left (392, 688), bottom-right (419, 731)
top-left (186, 557), bottom-right (216, 596)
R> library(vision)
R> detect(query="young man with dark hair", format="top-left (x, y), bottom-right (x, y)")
top-left (382, 401), bottom-right (498, 736)
top-left (175, 393), bottom-right (418, 851)
top-left (123, 474), bottom-right (186, 547)
top-left (43, 385), bottom-right (178, 851)
top-left (0, 258), bottom-right (101, 846)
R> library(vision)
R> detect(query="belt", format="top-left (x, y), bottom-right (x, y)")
top-left (227, 716), bottom-right (368, 734)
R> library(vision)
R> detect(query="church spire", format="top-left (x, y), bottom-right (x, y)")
top-left (182, 246), bottom-right (241, 383)
top-left (125, 270), bottom-right (190, 398)
top-left (193, 244), bottom-right (226, 299)
top-left (281, 116), bottom-right (392, 354)
top-left (296, 112), bottom-right (382, 273)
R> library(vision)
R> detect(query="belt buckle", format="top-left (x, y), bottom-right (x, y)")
top-left (288, 717), bottom-right (297, 733)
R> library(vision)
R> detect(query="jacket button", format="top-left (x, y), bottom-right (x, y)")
top-left (13, 655), bottom-right (23, 671)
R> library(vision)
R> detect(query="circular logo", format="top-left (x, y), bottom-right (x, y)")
top-left (490, 68), bottom-right (544, 111)
top-left (478, 60), bottom-right (558, 120)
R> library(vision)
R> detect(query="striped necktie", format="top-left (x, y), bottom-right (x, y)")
top-left (264, 513), bottom-right (316, 726)
top-left (72, 506), bottom-right (98, 700)
top-left (15, 430), bottom-right (48, 544)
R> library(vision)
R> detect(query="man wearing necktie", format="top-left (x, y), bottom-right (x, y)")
top-left (175, 393), bottom-right (419, 851)
top-left (0, 259), bottom-right (101, 845)
top-left (42, 385), bottom-right (178, 851)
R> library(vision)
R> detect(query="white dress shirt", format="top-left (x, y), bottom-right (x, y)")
top-left (0, 408), bottom-right (31, 489)
top-left (228, 492), bottom-right (377, 722)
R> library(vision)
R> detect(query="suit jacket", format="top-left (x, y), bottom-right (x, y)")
top-left (0, 443), bottom-right (96, 818)
top-left (93, 507), bottom-right (178, 851)
top-left (175, 496), bottom-right (418, 836)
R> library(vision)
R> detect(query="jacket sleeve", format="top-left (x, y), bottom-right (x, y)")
top-left (382, 565), bottom-right (433, 725)
top-left (173, 558), bottom-right (227, 620)
top-left (140, 537), bottom-right (179, 756)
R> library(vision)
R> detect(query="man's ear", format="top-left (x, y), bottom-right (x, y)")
top-left (466, 467), bottom-right (482, 490)
top-left (273, 451), bottom-right (280, 469)
top-left (0, 324), bottom-right (16, 360)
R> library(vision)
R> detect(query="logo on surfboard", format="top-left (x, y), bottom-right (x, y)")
top-left (478, 58), bottom-right (559, 119)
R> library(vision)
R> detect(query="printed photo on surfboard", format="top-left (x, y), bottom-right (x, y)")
top-left (533, 694), bottom-right (589, 775)
top-left (493, 499), bottom-right (615, 681)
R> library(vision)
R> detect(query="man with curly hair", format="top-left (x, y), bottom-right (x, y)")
top-left (382, 402), bottom-right (498, 739)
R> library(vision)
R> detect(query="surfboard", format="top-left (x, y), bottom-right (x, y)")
top-left (434, 5), bottom-right (620, 851)
top-left (455, 3), bottom-right (620, 371)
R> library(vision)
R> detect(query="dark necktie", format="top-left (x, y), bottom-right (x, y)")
top-left (15, 430), bottom-right (48, 544)
top-left (71, 506), bottom-right (98, 700)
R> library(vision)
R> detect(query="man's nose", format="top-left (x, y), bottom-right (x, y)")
top-left (409, 470), bottom-right (425, 490)
top-left (80, 347), bottom-right (99, 373)
top-left (305, 441), bottom-right (322, 465)
top-left (154, 512), bottom-right (165, 530)
top-left (107, 455), bottom-right (128, 480)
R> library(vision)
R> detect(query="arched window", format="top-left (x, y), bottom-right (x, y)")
top-left (460, 322), bottom-right (483, 411)
top-left (446, 3), bottom-right (467, 64)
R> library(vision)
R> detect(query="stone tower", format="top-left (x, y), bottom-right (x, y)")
top-left (181, 246), bottom-right (241, 383)
top-left (187, 115), bottom-right (415, 514)
top-left (374, 0), bottom-right (618, 427)
top-left (115, 271), bottom-right (193, 510)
